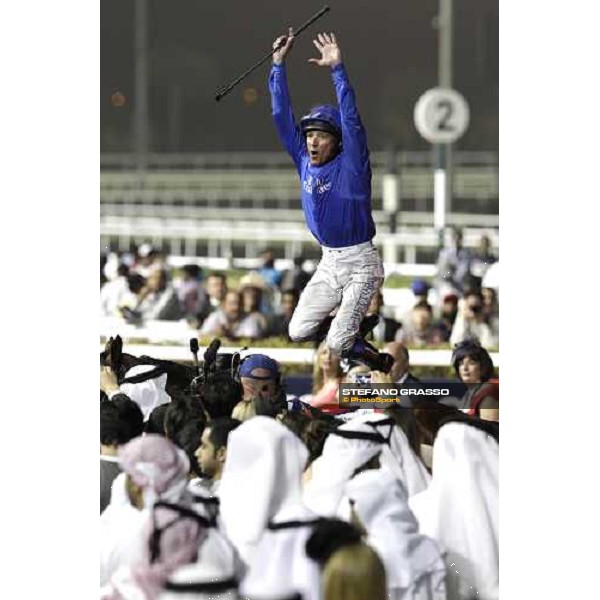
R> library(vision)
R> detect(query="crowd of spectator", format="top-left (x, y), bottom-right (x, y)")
top-left (100, 328), bottom-right (499, 599)
top-left (100, 233), bottom-right (500, 600)
top-left (100, 226), bottom-right (498, 350)
top-left (100, 244), bottom-right (306, 341)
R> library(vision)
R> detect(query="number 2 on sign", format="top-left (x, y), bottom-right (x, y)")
top-left (436, 99), bottom-right (454, 132)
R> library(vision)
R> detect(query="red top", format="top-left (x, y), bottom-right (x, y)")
top-left (309, 379), bottom-right (355, 415)
top-left (467, 379), bottom-right (499, 417)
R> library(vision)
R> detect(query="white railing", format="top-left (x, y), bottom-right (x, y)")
top-left (100, 216), bottom-right (498, 264)
top-left (165, 256), bottom-right (439, 278)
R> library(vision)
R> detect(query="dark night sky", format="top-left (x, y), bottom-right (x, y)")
top-left (100, 0), bottom-right (498, 153)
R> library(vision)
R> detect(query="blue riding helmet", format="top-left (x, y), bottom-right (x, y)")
top-left (300, 105), bottom-right (342, 139)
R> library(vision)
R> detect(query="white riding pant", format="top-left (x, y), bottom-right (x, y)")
top-left (288, 241), bottom-right (384, 354)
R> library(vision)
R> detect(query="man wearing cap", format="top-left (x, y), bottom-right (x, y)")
top-left (410, 278), bottom-right (431, 305)
top-left (239, 354), bottom-right (281, 402)
top-left (237, 353), bottom-right (306, 417)
top-left (269, 30), bottom-right (393, 374)
top-left (239, 270), bottom-right (272, 322)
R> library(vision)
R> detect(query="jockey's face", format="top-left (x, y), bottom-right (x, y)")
top-left (306, 130), bottom-right (339, 166)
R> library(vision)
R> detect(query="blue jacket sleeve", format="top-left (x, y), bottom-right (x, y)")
top-left (331, 64), bottom-right (370, 177)
top-left (268, 64), bottom-right (305, 171)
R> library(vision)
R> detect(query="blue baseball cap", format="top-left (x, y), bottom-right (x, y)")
top-left (239, 354), bottom-right (280, 380)
top-left (411, 279), bottom-right (430, 296)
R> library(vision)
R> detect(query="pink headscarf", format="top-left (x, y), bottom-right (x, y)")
top-left (118, 434), bottom-right (190, 507)
top-left (104, 504), bottom-right (207, 600)
top-left (135, 504), bottom-right (207, 599)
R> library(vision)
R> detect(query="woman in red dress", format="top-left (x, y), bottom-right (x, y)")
top-left (451, 340), bottom-right (499, 422)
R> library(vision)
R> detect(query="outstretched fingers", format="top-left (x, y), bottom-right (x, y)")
top-left (309, 31), bottom-right (341, 66)
top-left (317, 31), bottom-right (337, 46)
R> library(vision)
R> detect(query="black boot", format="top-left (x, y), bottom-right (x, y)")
top-left (359, 314), bottom-right (379, 339)
top-left (314, 314), bottom-right (378, 346)
top-left (314, 315), bottom-right (335, 344)
top-left (344, 339), bottom-right (394, 374)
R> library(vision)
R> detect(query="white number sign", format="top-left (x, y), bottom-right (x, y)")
top-left (414, 87), bottom-right (470, 144)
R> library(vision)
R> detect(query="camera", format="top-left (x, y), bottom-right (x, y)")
top-left (352, 372), bottom-right (372, 385)
top-left (189, 338), bottom-right (245, 393)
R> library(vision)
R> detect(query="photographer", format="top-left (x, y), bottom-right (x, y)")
top-left (450, 290), bottom-right (499, 349)
top-left (233, 354), bottom-right (290, 419)
top-left (200, 370), bottom-right (243, 419)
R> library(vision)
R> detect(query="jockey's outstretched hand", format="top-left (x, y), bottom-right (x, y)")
top-left (308, 32), bottom-right (342, 68)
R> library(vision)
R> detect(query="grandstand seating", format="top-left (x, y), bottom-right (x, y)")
top-left (100, 151), bottom-right (498, 264)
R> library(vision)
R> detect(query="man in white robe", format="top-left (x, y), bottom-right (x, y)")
top-left (409, 422), bottom-right (499, 600)
top-left (219, 417), bottom-right (322, 600)
top-left (100, 435), bottom-right (190, 588)
top-left (339, 468), bottom-right (446, 600)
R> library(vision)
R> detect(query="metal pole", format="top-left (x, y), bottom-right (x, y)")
top-left (134, 0), bottom-right (149, 177)
top-left (435, 0), bottom-right (453, 232)
top-left (382, 146), bottom-right (399, 266)
top-left (439, 0), bottom-right (453, 88)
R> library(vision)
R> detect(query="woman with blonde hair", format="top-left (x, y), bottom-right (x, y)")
top-left (305, 518), bottom-right (386, 600)
top-left (323, 544), bottom-right (387, 600)
top-left (309, 341), bottom-right (343, 411)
